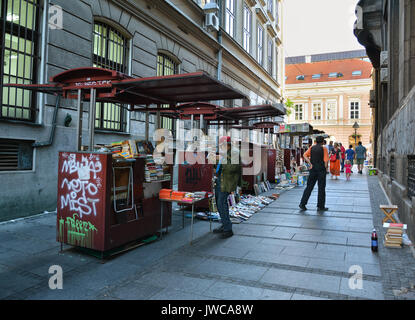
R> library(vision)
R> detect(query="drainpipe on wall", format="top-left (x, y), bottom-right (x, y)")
top-left (32, 95), bottom-right (61, 148)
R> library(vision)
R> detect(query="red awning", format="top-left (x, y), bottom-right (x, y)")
top-left (217, 104), bottom-right (286, 120)
top-left (4, 68), bottom-right (247, 107)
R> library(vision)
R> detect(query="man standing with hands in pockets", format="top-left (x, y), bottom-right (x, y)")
top-left (299, 136), bottom-right (329, 212)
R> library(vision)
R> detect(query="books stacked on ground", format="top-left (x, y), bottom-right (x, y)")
top-left (383, 223), bottom-right (407, 248)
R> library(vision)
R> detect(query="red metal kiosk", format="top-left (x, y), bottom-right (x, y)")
top-left (6, 67), bottom-right (247, 257)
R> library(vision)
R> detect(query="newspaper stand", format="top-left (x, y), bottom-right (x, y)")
top-left (6, 67), bottom-right (246, 257)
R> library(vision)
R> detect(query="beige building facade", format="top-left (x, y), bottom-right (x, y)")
top-left (285, 52), bottom-right (373, 156)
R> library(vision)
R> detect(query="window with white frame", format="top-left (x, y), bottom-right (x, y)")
top-left (350, 101), bottom-right (360, 119)
top-left (326, 101), bottom-right (336, 120)
top-left (313, 103), bottom-right (322, 120)
top-left (257, 25), bottom-right (263, 65)
top-left (267, 38), bottom-right (273, 74)
top-left (243, 5), bottom-right (252, 53)
top-left (267, 0), bottom-right (273, 15)
top-left (294, 104), bottom-right (303, 121)
top-left (225, 0), bottom-right (235, 37)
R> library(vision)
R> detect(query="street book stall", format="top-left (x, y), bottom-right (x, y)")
top-left (277, 123), bottom-right (322, 187)
top-left (251, 121), bottom-right (284, 183)
top-left (6, 67), bottom-right (246, 256)
top-left (219, 104), bottom-right (286, 195)
top-left (146, 102), bottom-right (286, 225)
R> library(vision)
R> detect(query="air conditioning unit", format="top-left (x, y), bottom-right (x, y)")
top-left (205, 12), bottom-right (219, 32)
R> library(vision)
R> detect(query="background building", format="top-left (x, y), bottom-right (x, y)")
top-left (355, 0), bottom-right (415, 241)
top-left (284, 50), bottom-right (373, 155)
top-left (0, 0), bottom-right (285, 221)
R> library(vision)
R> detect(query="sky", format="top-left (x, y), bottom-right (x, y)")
top-left (283, 0), bottom-right (365, 57)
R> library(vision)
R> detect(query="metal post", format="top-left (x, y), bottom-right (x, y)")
top-left (160, 201), bottom-right (163, 240)
top-left (88, 88), bottom-right (96, 151)
top-left (156, 104), bottom-right (161, 129)
top-left (190, 202), bottom-right (194, 245)
top-left (76, 89), bottom-right (83, 151)
top-left (145, 110), bottom-right (149, 141)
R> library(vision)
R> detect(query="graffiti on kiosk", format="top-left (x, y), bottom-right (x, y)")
top-left (59, 214), bottom-right (98, 248)
top-left (60, 154), bottom-right (102, 218)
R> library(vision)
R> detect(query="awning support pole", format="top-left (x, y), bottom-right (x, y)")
top-left (76, 89), bottom-right (83, 151)
top-left (88, 88), bottom-right (96, 151)
top-left (145, 110), bottom-right (149, 141)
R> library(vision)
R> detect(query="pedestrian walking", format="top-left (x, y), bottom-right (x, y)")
top-left (213, 136), bottom-right (242, 239)
top-left (345, 145), bottom-right (355, 173)
top-left (339, 143), bottom-right (346, 172)
top-left (328, 141), bottom-right (334, 153)
top-left (329, 142), bottom-right (341, 180)
top-left (355, 141), bottom-right (367, 174)
top-left (299, 136), bottom-right (329, 212)
top-left (345, 160), bottom-right (352, 181)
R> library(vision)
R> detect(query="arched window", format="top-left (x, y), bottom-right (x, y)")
top-left (1, 0), bottom-right (40, 121)
top-left (93, 21), bottom-right (129, 131)
top-left (157, 53), bottom-right (179, 130)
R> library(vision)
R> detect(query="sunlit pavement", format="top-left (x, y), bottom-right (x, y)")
top-left (1, 168), bottom-right (415, 300)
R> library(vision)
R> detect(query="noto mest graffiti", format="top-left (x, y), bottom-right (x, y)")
top-left (57, 152), bottom-right (107, 249)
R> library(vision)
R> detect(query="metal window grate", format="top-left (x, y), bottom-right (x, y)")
top-left (0, 0), bottom-right (40, 121)
top-left (93, 21), bottom-right (129, 131)
top-left (390, 155), bottom-right (395, 179)
top-left (408, 155), bottom-right (415, 198)
top-left (0, 139), bottom-right (33, 171)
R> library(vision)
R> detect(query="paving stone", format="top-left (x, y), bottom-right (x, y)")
top-left (339, 277), bottom-right (384, 300)
top-left (260, 268), bottom-right (341, 294)
top-left (149, 288), bottom-right (218, 300)
top-left (291, 293), bottom-right (330, 300)
top-left (244, 250), bottom-right (309, 267)
top-left (134, 271), bottom-right (215, 294)
top-left (189, 258), bottom-right (269, 282)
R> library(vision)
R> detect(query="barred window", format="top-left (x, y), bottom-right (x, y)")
top-left (1, 0), bottom-right (40, 121)
top-left (157, 53), bottom-right (178, 131)
top-left (93, 22), bottom-right (129, 131)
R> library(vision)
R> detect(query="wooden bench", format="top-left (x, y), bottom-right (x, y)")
top-left (380, 205), bottom-right (398, 223)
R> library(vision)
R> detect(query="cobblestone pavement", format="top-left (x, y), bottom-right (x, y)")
top-left (1, 169), bottom-right (414, 300)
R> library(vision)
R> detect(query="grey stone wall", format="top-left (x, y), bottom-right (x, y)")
top-left (378, 88), bottom-right (415, 242)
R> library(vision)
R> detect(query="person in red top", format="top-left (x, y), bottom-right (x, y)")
top-left (339, 143), bottom-right (346, 173)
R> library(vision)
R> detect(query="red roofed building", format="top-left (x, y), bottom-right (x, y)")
top-left (284, 51), bottom-right (374, 160)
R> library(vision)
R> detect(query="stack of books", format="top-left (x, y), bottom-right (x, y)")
top-left (383, 223), bottom-right (407, 248)
top-left (144, 155), bottom-right (167, 182)
top-left (108, 141), bottom-right (123, 158)
top-left (144, 155), bottom-right (158, 182)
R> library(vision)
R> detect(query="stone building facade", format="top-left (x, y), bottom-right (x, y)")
top-left (285, 51), bottom-right (373, 155)
top-left (0, 0), bottom-right (284, 221)
top-left (355, 0), bottom-right (415, 241)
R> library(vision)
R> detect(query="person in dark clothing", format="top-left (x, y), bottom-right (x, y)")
top-left (299, 136), bottom-right (329, 212)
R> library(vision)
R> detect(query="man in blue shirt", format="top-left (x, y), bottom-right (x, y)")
top-left (345, 145), bottom-right (355, 173)
top-left (355, 141), bottom-right (367, 174)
